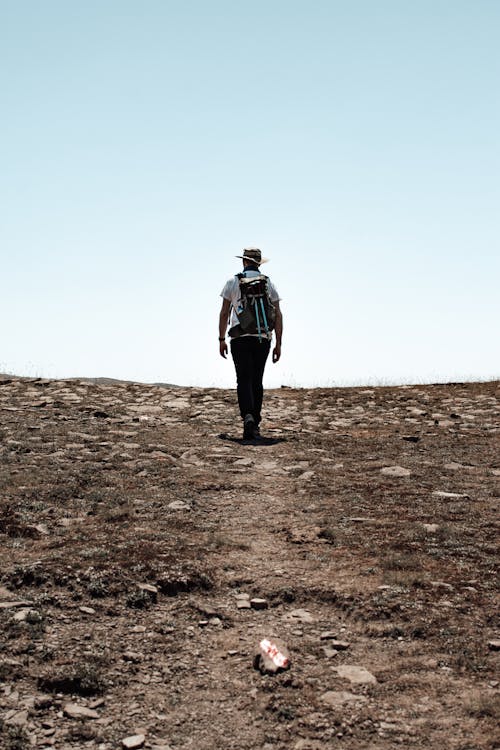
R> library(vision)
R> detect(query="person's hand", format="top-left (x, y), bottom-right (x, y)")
top-left (272, 343), bottom-right (281, 363)
top-left (219, 340), bottom-right (228, 359)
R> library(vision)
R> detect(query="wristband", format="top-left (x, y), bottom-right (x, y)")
top-left (219, 337), bottom-right (226, 342)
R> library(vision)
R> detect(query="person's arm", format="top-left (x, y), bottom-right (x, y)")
top-left (219, 298), bottom-right (231, 358)
top-left (272, 300), bottom-right (283, 363)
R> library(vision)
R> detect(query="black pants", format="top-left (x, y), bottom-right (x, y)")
top-left (230, 336), bottom-right (271, 425)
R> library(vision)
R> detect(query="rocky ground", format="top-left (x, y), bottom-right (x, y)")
top-left (0, 375), bottom-right (499, 750)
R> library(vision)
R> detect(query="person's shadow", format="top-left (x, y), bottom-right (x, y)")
top-left (218, 433), bottom-right (287, 446)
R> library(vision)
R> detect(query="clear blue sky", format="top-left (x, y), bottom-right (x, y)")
top-left (1, 1), bottom-right (498, 387)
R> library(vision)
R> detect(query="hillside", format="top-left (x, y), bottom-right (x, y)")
top-left (0, 377), bottom-right (499, 750)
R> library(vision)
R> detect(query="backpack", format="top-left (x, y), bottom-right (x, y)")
top-left (228, 273), bottom-right (276, 341)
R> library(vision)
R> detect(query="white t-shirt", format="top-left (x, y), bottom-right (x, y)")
top-left (221, 269), bottom-right (280, 339)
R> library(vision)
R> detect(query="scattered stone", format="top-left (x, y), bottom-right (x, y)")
top-left (349, 517), bottom-right (376, 523)
top-left (236, 599), bottom-right (251, 609)
top-left (321, 647), bottom-right (339, 659)
top-left (0, 600), bottom-right (33, 609)
top-left (487, 640), bottom-right (500, 651)
top-left (430, 580), bottom-right (454, 590)
top-left (167, 501), bottom-right (191, 511)
top-left (138, 583), bottom-right (158, 595)
top-left (122, 735), bottom-right (146, 749)
top-left (63, 703), bottom-right (100, 719)
top-left (380, 466), bottom-right (411, 478)
top-left (5, 709), bottom-right (28, 726)
top-left (332, 665), bottom-right (377, 685)
top-left (319, 631), bottom-right (338, 640)
top-left (284, 609), bottom-right (315, 624)
top-left (79, 606), bottom-right (96, 615)
top-left (123, 651), bottom-right (143, 663)
top-left (321, 690), bottom-right (368, 708)
top-left (422, 523), bottom-right (439, 533)
top-left (12, 608), bottom-right (42, 623)
top-left (250, 598), bottom-right (268, 610)
top-left (319, 637), bottom-right (350, 650)
top-left (234, 457), bottom-right (253, 467)
top-left (294, 740), bottom-right (325, 750)
top-left (432, 491), bottom-right (470, 499)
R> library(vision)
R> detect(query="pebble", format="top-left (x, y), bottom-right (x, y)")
top-left (380, 466), bottom-right (411, 477)
top-left (332, 665), bottom-right (378, 685)
top-left (122, 735), bottom-right (146, 749)
top-left (79, 606), bottom-right (96, 615)
top-left (236, 600), bottom-right (251, 609)
top-left (285, 608), bottom-right (315, 623)
top-left (321, 690), bottom-right (368, 707)
top-left (5, 709), bottom-right (28, 726)
top-left (167, 500), bottom-right (191, 511)
top-left (432, 491), bottom-right (470, 499)
top-left (487, 640), bottom-right (500, 651)
top-left (63, 703), bottom-right (100, 719)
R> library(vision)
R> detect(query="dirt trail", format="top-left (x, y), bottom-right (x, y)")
top-left (0, 377), bottom-right (499, 749)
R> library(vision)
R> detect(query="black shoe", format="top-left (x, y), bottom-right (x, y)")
top-left (243, 413), bottom-right (255, 440)
top-left (252, 424), bottom-right (262, 440)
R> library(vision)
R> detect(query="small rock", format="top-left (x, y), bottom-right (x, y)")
top-left (12, 608), bottom-right (42, 623)
top-left (236, 600), bottom-right (251, 609)
top-left (488, 640), bottom-right (500, 651)
top-left (234, 458), bottom-right (253, 467)
top-left (297, 470), bottom-right (315, 481)
top-left (284, 608), bottom-right (315, 623)
top-left (5, 709), bottom-right (29, 727)
top-left (321, 647), bottom-right (339, 659)
top-left (123, 651), bottom-right (143, 663)
top-left (320, 631), bottom-right (339, 641)
top-left (322, 639), bottom-right (350, 650)
top-left (380, 466), bottom-right (411, 478)
top-left (122, 735), bottom-right (146, 750)
top-left (250, 598), bottom-right (268, 610)
top-left (0, 600), bottom-right (33, 609)
top-left (432, 490), bottom-right (470, 499)
top-left (332, 665), bottom-right (377, 685)
top-left (79, 606), bottom-right (96, 615)
top-left (63, 703), bottom-right (100, 720)
top-left (321, 690), bottom-right (368, 708)
top-left (422, 524), bottom-right (439, 533)
top-left (35, 695), bottom-right (54, 710)
top-left (167, 501), bottom-right (191, 511)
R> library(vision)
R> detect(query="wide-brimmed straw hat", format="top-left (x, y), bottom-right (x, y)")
top-left (235, 247), bottom-right (269, 265)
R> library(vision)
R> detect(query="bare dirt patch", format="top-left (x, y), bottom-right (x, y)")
top-left (0, 377), bottom-right (499, 749)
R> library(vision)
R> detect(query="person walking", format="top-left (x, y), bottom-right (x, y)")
top-left (219, 248), bottom-right (283, 440)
